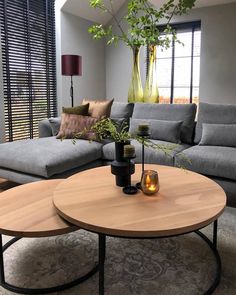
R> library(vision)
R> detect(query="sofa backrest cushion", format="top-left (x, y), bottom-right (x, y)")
top-left (132, 103), bottom-right (197, 144)
top-left (39, 119), bottom-right (53, 138)
top-left (194, 102), bottom-right (236, 144)
top-left (49, 117), bottom-right (61, 136)
top-left (110, 102), bottom-right (134, 119)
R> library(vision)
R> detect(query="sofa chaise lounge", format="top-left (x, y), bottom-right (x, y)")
top-left (0, 101), bottom-right (235, 207)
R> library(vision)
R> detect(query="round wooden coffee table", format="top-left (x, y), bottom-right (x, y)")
top-left (53, 165), bottom-right (226, 295)
top-left (0, 180), bottom-right (98, 294)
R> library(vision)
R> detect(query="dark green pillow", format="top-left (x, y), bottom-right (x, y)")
top-left (62, 103), bottom-right (89, 115)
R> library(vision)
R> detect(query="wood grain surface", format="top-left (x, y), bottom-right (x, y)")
top-left (0, 178), bottom-right (18, 192)
top-left (53, 165), bottom-right (226, 238)
top-left (0, 180), bottom-right (77, 237)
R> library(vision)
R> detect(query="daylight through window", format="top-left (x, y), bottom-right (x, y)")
top-left (150, 21), bottom-right (201, 104)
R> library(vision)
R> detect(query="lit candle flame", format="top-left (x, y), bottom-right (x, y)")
top-left (149, 185), bottom-right (156, 191)
top-left (145, 175), bottom-right (156, 191)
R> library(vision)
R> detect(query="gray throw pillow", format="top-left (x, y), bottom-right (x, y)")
top-left (199, 123), bottom-right (236, 147)
top-left (129, 118), bottom-right (183, 143)
top-left (49, 117), bottom-right (61, 136)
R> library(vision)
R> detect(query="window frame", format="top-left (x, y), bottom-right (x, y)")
top-left (147, 21), bottom-right (201, 104)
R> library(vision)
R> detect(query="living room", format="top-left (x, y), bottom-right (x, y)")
top-left (0, 0), bottom-right (235, 294)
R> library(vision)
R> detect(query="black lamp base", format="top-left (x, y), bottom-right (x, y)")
top-left (123, 186), bottom-right (138, 195)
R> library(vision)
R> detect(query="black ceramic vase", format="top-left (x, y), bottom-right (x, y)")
top-left (111, 141), bottom-right (135, 187)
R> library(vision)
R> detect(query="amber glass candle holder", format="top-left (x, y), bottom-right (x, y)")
top-left (141, 170), bottom-right (160, 195)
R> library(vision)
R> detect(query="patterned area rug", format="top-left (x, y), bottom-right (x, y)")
top-left (0, 207), bottom-right (235, 295)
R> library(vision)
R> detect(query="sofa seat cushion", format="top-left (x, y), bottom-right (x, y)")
top-left (102, 140), bottom-right (190, 167)
top-left (175, 145), bottom-right (236, 181)
top-left (0, 137), bottom-right (103, 178)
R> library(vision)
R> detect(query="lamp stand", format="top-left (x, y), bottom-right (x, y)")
top-left (70, 75), bottom-right (74, 107)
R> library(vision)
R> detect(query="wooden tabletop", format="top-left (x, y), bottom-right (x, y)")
top-left (53, 165), bottom-right (226, 238)
top-left (0, 180), bottom-right (77, 237)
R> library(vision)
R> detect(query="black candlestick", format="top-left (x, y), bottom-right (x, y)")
top-left (136, 132), bottom-right (150, 190)
top-left (123, 156), bottom-right (138, 195)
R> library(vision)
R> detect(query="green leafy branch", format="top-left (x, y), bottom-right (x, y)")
top-left (88, 0), bottom-right (196, 50)
top-left (75, 118), bottom-right (178, 159)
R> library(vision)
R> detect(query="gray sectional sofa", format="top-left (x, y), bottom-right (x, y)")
top-left (0, 101), bottom-right (235, 207)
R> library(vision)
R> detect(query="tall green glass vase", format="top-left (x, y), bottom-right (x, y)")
top-left (144, 45), bottom-right (159, 103)
top-left (128, 47), bottom-right (143, 103)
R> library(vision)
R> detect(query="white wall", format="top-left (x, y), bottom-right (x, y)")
top-left (106, 2), bottom-right (236, 105)
top-left (58, 11), bottom-right (106, 109)
top-left (55, 0), bottom-right (67, 114)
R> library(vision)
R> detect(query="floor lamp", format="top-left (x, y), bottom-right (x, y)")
top-left (61, 55), bottom-right (82, 107)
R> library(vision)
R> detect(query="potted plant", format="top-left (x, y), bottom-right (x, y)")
top-left (88, 0), bottom-right (196, 103)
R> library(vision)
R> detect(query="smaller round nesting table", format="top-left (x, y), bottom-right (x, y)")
top-left (0, 180), bottom-right (98, 295)
top-left (53, 165), bottom-right (227, 295)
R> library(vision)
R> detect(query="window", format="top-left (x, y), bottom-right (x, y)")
top-left (149, 21), bottom-right (201, 104)
top-left (0, 0), bottom-right (57, 141)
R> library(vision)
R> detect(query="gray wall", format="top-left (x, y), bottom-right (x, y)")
top-left (106, 3), bottom-right (236, 105)
top-left (59, 12), bottom-right (106, 109)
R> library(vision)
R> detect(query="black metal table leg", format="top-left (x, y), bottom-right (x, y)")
top-left (0, 235), bottom-right (98, 294)
top-left (213, 219), bottom-right (218, 250)
top-left (99, 234), bottom-right (106, 295)
top-left (0, 234), bottom-right (5, 285)
top-left (195, 219), bottom-right (221, 295)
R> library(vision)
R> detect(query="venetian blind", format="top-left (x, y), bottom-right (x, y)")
top-left (0, 0), bottom-right (57, 141)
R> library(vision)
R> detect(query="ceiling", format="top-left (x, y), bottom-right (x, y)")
top-left (151, 0), bottom-right (236, 8)
top-left (62, 0), bottom-right (126, 25)
top-left (62, 0), bottom-right (236, 24)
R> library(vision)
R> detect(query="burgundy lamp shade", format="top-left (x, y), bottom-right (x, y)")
top-left (61, 55), bottom-right (82, 76)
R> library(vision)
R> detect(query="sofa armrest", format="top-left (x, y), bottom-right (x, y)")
top-left (39, 119), bottom-right (52, 138)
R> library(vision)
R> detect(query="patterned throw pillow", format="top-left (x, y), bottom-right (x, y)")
top-left (82, 99), bottom-right (114, 118)
top-left (56, 113), bottom-right (98, 140)
top-left (62, 103), bottom-right (89, 115)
